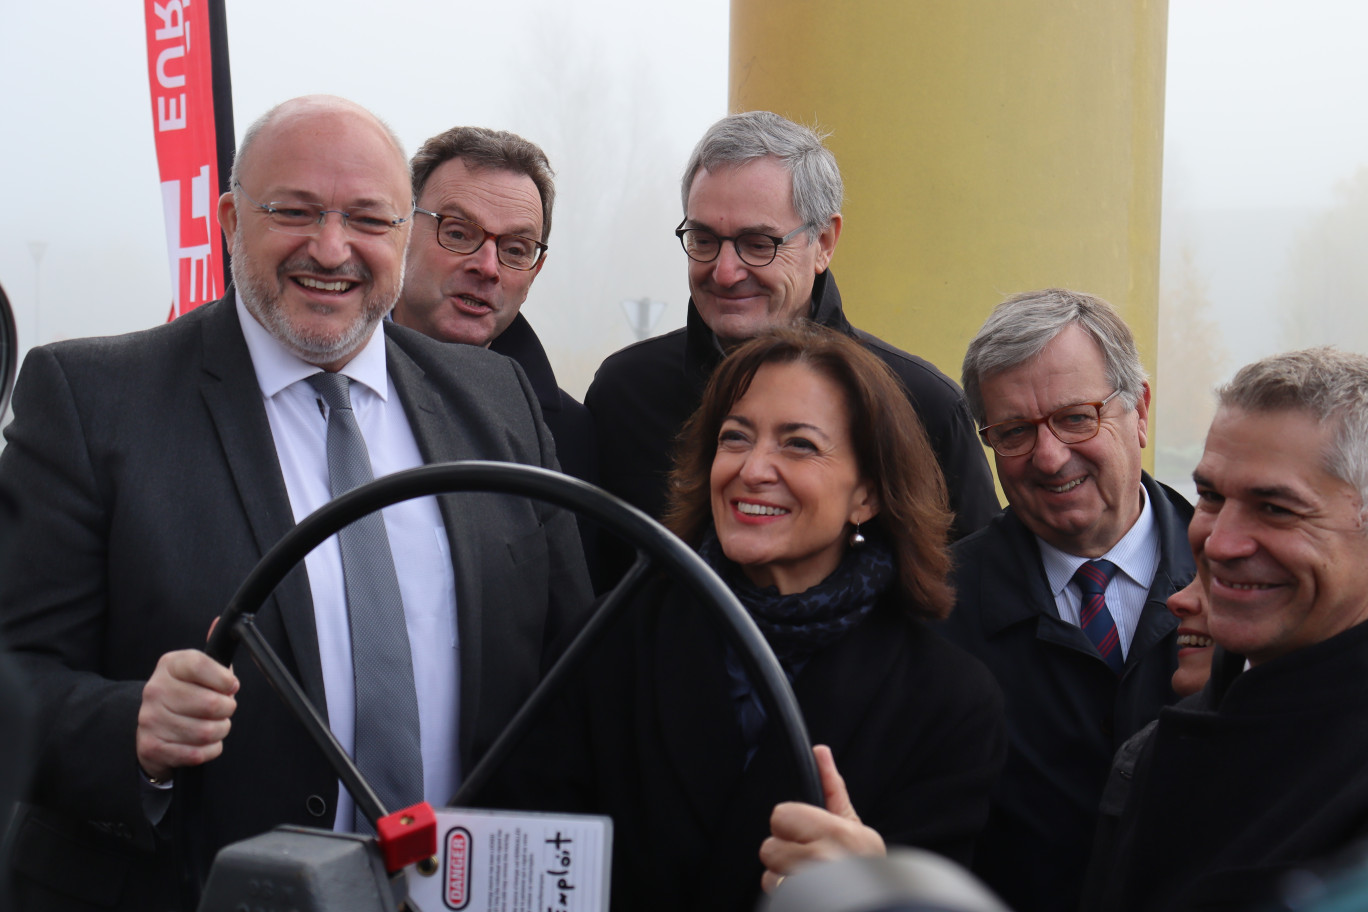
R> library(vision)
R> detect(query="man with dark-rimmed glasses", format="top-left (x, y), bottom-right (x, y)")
top-left (943, 287), bottom-right (1195, 912)
top-left (391, 126), bottom-right (593, 485)
top-left (586, 111), bottom-right (998, 583)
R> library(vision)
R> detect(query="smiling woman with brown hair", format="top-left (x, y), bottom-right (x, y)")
top-left (482, 323), bottom-right (1004, 912)
top-left (665, 322), bottom-right (957, 620)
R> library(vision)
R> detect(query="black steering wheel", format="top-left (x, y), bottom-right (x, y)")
top-left (203, 461), bottom-right (823, 825)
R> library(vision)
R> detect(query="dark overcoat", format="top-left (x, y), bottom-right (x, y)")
top-left (480, 577), bottom-right (1007, 912)
top-left (940, 473), bottom-right (1194, 912)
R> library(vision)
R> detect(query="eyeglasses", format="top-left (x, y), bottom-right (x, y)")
top-left (415, 207), bottom-right (547, 271)
top-left (674, 219), bottom-right (809, 267)
top-left (978, 390), bottom-right (1122, 457)
top-left (234, 181), bottom-right (410, 237)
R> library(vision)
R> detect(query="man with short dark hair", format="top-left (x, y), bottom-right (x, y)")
top-left (1085, 347), bottom-right (1368, 912)
top-left (0, 96), bottom-right (590, 911)
top-left (392, 126), bottom-right (592, 482)
top-left (585, 111), bottom-right (996, 562)
top-left (944, 288), bottom-right (1194, 912)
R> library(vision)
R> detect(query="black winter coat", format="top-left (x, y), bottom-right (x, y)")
top-left (489, 312), bottom-right (594, 486)
top-left (940, 473), bottom-right (1194, 912)
top-left (1084, 620), bottom-right (1368, 912)
top-left (478, 576), bottom-right (1007, 912)
top-left (584, 270), bottom-right (998, 548)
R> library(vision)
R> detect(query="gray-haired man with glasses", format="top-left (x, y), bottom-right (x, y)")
top-left (586, 111), bottom-right (998, 581)
top-left (942, 288), bottom-right (1195, 912)
top-left (391, 126), bottom-right (592, 485)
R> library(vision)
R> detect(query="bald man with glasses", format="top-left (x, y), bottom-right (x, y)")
top-left (0, 96), bottom-right (591, 912)
top-left (942, 288), bottom-right (1195, 912)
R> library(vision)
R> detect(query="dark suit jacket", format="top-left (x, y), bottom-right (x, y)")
top-left (940, 472), bottom-right (1194, 912)
top-left (479, 578), bottom-right (1007, 912)
top-left (488, 312), bottom-right (599, 576)
top-left (0, 296), bottom-right (592, 911)
top-left (489, 312), bottom-right (594, 486)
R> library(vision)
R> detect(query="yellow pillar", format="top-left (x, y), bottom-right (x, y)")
top-left (731, 0), bottom-right (1167, 468)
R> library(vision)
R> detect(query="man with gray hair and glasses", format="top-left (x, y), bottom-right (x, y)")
top-left (1084, 347), bottom-right (1368, 912)
top-left (585, 111), bottom-right (997, 578)
top-left (942, 288), bottom-right (1195, 912)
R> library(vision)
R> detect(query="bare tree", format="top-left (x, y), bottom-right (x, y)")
top-left (1279, 166), bottom-right (1368, 350)
top-left (1156, 246), bottom-right (1228, 485)
top-left (505, 8), bottom-right (708, 394)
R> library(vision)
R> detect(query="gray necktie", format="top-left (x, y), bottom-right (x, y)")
top-left (307, 371), bottom-right (423, 831)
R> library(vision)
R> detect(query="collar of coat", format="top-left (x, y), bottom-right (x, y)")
top-left (958, 472), bottom-right (1194, 647)
top-left (681, 269), bottom-right (848, 391)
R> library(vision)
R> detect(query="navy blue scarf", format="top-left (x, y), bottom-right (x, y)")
top-left (697, 527), bottom-right (896, 671)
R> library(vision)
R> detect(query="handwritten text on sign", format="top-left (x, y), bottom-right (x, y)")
top-left (407, 808), bottom-right (611, 912)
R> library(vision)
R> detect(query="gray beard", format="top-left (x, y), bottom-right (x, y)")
top-left (231, 231), bottom-right (398, 366)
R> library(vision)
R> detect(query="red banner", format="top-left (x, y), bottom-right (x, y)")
top-left (145, 0), bottom-right (226, 320)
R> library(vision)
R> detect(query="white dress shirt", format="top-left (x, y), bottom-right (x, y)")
top-left (1036, 485), bottom-right (1160, 659)
top-left (237, 296), bottom-right (459, 830)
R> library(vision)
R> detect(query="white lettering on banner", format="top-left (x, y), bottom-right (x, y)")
top-left (157, 46), bottom-right (186, 88)
top-left (160, 164), bottom-right (218, 314)
top-left (152, 0), bottom-right (186, 40)
top-left (184, 164), bottom-right (216, 306)
top-left (152, 0), bottom-right (192, 131)
top-left (158, 96), bottom-right (187, 132)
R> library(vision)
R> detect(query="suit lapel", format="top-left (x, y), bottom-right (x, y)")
top-left (993, 479), bottom-right (1191, 674)
top-left (1128, 586), bottom-right (1180, 672)
top-left (975, 512), bottom-right (1102, 661)
top-left (384, 331), bottom-right (487, 768)
top-left (975, 512), bottom-right (1058, 633)
top-left (197, 296), bottom-right (326, 709)
top-left (1127, 474), bottom-right (1190, 668)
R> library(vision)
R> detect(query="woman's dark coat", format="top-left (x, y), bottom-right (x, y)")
top-left (479, 577), bottom-right (1006, 912)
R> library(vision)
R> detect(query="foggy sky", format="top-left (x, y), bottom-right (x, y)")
top-left (3, 0), bottom-right (1367, 424)
top-left (0, 1), bottom-right (729, 398)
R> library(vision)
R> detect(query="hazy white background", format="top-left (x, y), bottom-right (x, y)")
top-left (3, 0), bottom-right (1367, 495)
top-left (1156, 0), bottom-right (1368, 490)
top-left (0, 0), bottom-right (730, 396)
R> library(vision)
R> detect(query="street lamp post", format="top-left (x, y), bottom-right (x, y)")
top-left (27, 241), bottom-right (47, 347)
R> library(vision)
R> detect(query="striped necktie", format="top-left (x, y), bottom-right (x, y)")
top-left (1073, 559), bottom-right (1124, 675)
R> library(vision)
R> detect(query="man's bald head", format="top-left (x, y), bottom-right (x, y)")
top-left (218, 95), bottom-right (413, 370)
top-left (229, 95), bottom-right (409, 191)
